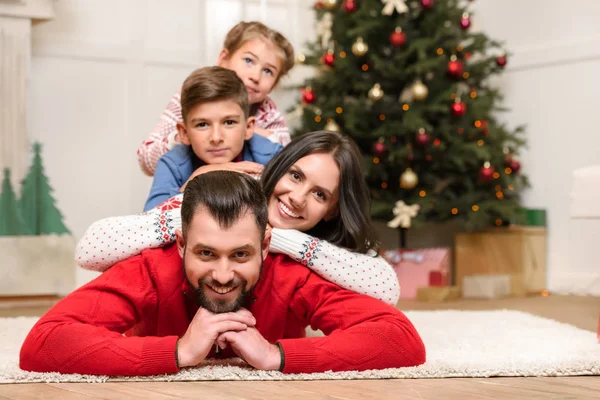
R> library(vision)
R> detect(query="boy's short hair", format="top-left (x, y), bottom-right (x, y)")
top-left (180, 66), bottom-right (249, 123)
top-left (224, 21), bottom-right (295, 84)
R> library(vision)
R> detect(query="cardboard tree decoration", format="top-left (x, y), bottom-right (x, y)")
top-left (0, 168), bottom-right (27, 235)
top-left (19, 143), bottom-right (70, 235)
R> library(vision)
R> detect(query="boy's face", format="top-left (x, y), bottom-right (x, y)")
top-left (218, 39), bottom-right (283, 105)
top-left (178, 100), bottom-right (255, 165)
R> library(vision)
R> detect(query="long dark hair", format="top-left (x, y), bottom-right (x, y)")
top-left (261, 131), bottom-right (379, 254)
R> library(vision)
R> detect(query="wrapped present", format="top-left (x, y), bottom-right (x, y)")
top-left (384, 248), bottom-right (451, 299)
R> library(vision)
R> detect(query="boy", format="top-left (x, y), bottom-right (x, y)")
top-left (144, 66), bottom-right (283, 211)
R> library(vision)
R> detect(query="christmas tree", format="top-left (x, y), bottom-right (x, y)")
top-left (19, 143), bottom-right (70, 235)
top-left (0, 168), bottom-right (27, 236)
top-left (292, 0), bottom-right (528, 231)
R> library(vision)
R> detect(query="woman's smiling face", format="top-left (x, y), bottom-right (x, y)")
top-left (267, 152), bottom-right (340, 232)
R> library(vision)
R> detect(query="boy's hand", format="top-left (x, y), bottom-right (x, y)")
top-left (180, 162), bottom-right (263, 191)
top-left (177, 307), bottom-right (256, 368)
top-left (216, 327), bottom-right (282, 371)
top-left (254, 127), bottom-right (273, 138)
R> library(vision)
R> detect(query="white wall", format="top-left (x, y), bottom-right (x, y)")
top-left (27, 0), bottom-right (314, 287)
top-left (473, 0), bottom-right (600, 294)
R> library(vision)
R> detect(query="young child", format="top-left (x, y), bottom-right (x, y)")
top-left (137, 21), bottom-right (295, 177)
top-left (144, 66), bottom-right (283, 211)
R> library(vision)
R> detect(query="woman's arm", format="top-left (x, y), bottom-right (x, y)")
top-left (269, 228), bottom-right (400, 305)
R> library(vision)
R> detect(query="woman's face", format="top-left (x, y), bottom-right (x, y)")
top-left (267, 152), bottom-right (340, 231)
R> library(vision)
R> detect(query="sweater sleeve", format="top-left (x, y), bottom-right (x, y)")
top-left (278, 271), bottom-right (426, 373)
top-left (136, 92), bottom-right (182, 176)
top-left (19, 256), bottom-right (180, 376)
top-left (269, 228), bottom-right (400, 305)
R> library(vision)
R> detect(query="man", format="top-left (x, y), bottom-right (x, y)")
top-left (20, 171), bottom-right (425, 376)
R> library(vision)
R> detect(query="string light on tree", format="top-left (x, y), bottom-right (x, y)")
top-left (390, 27), bottom-right (406, 47)
top-left (447, 55), bottom-right (464, 78)
top-left (296, 53), bottom-right (306, 64)
top-left (459, 12), bottom-right (471, 30)
top-left (480, 161), bottom-right (495, 181)
top-left (415, 128), bottom-right (430, 146)
top-left (368, 83), bottom-right (384, 101)
top-left (352, 37), bottom-right (369, 56)
top-left (400, 168), bottom-right (419, 189)
top-left (301, 87), bottom-right (316, 104)
top-left (343, 0), bottom-right (357, 12)
top-left (411, 79), bottom-right (428, 100)
top-left (451, 98), bottom-right (467, 116)
top-left (322, 0), bottom-right (338, 9)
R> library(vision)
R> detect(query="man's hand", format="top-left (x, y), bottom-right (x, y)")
top-left (177, 307), bottom-right (256, 368)
top-left (180, 162), bottom-right (264, 191)
top-left (216, 327), bottom-right (282, 371)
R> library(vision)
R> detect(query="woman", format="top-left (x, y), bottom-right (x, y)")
top-left (77, 131), bottom-right (400, 305)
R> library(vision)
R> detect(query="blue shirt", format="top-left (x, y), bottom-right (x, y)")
top-left (144, 135), bottom-right (282, 211)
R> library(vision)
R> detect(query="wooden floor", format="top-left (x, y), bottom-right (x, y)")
top-left (0, 294), bottom-right (598, 399)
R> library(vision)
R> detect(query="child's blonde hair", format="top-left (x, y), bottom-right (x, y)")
top-left (223, 21), bottom-right (295, 84)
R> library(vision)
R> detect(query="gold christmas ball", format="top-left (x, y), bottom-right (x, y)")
top-left (411, 79), bottom-right (429, 101)
top-left (400, 168), bottom-right (419, 189)
top-left (296, 52), bottom-right (306, 64)
top-left (322, 0), bottom-right (338, 10)
top-left (324, 119), bottom-right (340, 132)
top-left (352, 37), bottom-right (369, 56)
top-left (368, 83), bottom-right (384, 101)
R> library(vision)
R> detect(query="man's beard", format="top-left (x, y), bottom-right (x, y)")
top-left (183, 257), bottom-right (260, 314)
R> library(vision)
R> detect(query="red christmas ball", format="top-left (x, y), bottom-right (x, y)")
top-left (496, 54), bottom-right (508, 67)
top-left (451, 101), bottom-right (467, 116)
top-left (315, 1), bottom-right (324, 9)
top-left (390, 29), bottom-right (406, 47)
top-left (302, 88), bottom-right (316, 104)
top-left (505, 155), bottom-right (521, 174)
top-left (421, 0), bottom-right (434, 9)
top-left (415, 131), bottom-right (430, 146)
top-left (447, 59), bottom-right (464, 78)
top-left (322, 52), bottom-right (335, 66)
top-left (460, 14), bottom-right (471, 30)
top-left (372, 141), bottom-right (386, 155)
top-left (343, 0), bottom-right (357, 13)
top-left (480, 164), bottom-right (495, 181)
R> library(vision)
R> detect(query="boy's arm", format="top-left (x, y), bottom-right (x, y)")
top-left (137, 92), bottom-right (182, 176)
top-left (269, 228), bottom-right (400, 305)
top-left (19, 256), bottom-right (180, 376)
top-left (278, 269), bottom-right (425, 373)
top-left (144, 156), bottom-right (183, 211)
top-left (246, 134), bottom-right (283, 165)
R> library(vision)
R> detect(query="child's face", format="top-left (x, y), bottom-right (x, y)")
top-left (218, 39), bottom-right (283, 105)
top-left (177, 99), bottom-right (255, 165)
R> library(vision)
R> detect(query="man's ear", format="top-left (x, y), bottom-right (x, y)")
top-left (175, 229), bottom-right (186, 258)
top-left (177, 122), bottom-right (191, 145)
top-left (261, 228), bottom-right (271, 261)
top-left (217, 49), bottom-right (230, 67)
top-left (245, 116), bottom-right (256, 140)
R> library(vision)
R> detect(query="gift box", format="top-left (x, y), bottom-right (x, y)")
top-left (384, 248), bottom-right (451, 299)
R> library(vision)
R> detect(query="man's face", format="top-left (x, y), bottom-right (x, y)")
top-left (176, 207), bottom-right (269, 313)
top-left (177, 99), bottom-right (255, 165)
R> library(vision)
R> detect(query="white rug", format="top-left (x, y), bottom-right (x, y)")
top-left (1, 310), bottom-right (599, 383)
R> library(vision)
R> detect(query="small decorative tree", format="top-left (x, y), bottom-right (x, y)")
top-left (0, 168), bottom-right (27, 236)
top-left (19, 143), bottom-right (70, 235)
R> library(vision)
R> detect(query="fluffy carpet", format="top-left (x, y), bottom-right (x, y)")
top-left (1, 310), bottom-right (598, 383)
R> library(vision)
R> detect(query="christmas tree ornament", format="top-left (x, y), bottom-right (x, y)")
top-left (496, 53), bottom-right (508, 67)
top-left (400, 168), bottom-right (419, 189)
top-left (372, 138), bottom-right (387, 155)
top-left (322, 0), bottom-right (338, 9)
top-left (415, 128), bottom-right (430, 146)
top-left (387, 200), bottom-right (420, 229)
top-left (368, 83), bottom-right (384, 101)
top-left (316, 12), bottom-right (333, 48)
top-left (381, 0), bottom-right (408, 15)
top-left (315, 1), bottom-right (324, 9)
top-left (460, 12), bottom-right (471, 30)
top-left (447, 55), bottom-right (464, 78)
top-left (324, 119), bottom-right (341, 132)
top-left (451, 99), bottom-right (467, 116)
top-left (343, 0), bottom-right (357, 12)
top-left (352, 37), bottom-right (369, 56)
top-left (505, 155), bottom-right (521, 173)
top-left (322, 51), bottom-right (335, 67)
top-left (301, 87), bottom-right (316, 104)
top-left (296, 53), bottom-right (306, 64)
top-left (479, 161), bottom-right (495, 181)
top-left (420, 0), bottom-right (434, 9)
top-left (390, 27), bottom-right (406, 47)
top-left (411, 79), bottom-right (428, 100)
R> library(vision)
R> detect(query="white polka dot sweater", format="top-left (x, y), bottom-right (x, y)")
top-left (75, 194), bottom-right (400, 305)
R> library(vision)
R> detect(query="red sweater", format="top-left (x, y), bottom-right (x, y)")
top-left (20, 244), bottom-right (425, 376)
